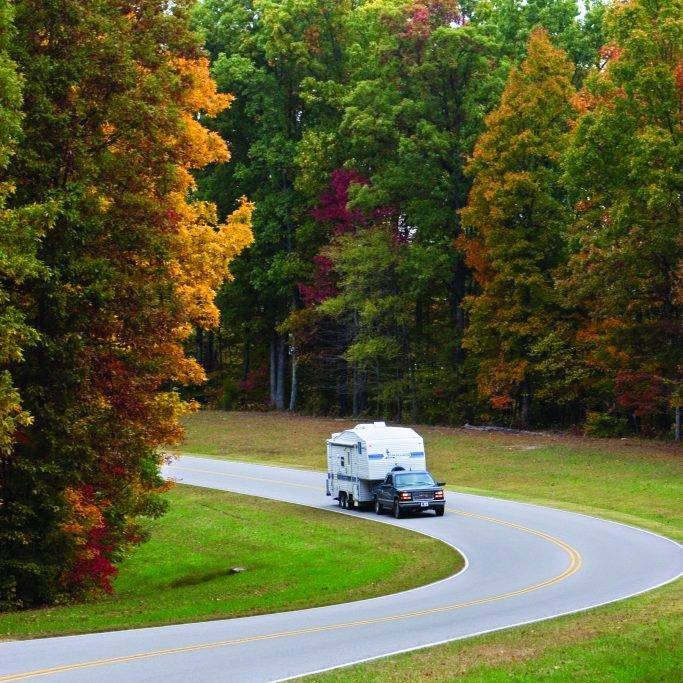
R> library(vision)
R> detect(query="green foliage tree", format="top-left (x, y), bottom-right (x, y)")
top-left (0, 0), bottom-right (35, 456)
top-left (195, 0), bottom-right (351, 410)
top-left (563, 0), bottom-right (682, 433)
top-left (459, 29), bottom-right (576, 426)
top-left (319, 223), bottom-right (417, 420)
top-left (194, 0), bottom-right (612, 424)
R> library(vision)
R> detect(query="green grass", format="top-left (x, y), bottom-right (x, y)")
top-left (0, 485), bottom-right (462, 640)
top-left (174, 410), bottom-right (683, 683)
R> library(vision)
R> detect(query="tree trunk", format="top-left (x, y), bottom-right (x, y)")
top-left (675, 406), bottom-right (681, 442)
top-left (289, 343), bottom-right (298, 411)
top-left (520, 384), bottom-right (530, 428)
top-left (275, 334), bottom-right (286, 410)
top-left (206, 331), bottom-right (214, 373)
top-left (269, 333), bottom-right (277, 406)
top-left (352, 363), bottom-right (358, 416)
top-left (242, 339), bottom-right (251, 383)
top-left (217, 324), bottom-right (223, 371)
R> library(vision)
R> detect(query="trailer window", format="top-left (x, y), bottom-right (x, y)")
top-left (357, 442), bottom-right (362, 454)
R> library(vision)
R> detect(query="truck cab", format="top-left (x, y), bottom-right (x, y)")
top-left (372, 468), bottom-right (445, 518)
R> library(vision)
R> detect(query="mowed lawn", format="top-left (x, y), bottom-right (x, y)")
top-left (175, 410), bottom-right (682, 539)
top-left (0, 485), bottom-right (461, 640)
top-left (175, 410), bottom-right (683, 683)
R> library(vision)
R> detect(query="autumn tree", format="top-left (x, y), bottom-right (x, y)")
top-left (460, 29), bottom-right (576, 426)
top-left (563, 0), bottom-right (682, 434)
top-left (0, 0), bottom-right (251, 608)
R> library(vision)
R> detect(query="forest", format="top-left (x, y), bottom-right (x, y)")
top-left (0, 0), bottom-right (679, 609)
top-left (192, 0), bottom-right (682, 437)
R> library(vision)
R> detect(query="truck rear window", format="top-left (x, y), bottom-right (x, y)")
top-left (395, 473), bottom-right (435, 487)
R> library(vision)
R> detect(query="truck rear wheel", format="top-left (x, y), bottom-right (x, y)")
top-left (392, 500), bottom-right (402, 519)
top-left (374, 497), bottom-right (383, 515)
top-left (338, 492), bottom-right (346, 509)
top-left (435, 507), bottom-right (445, 517)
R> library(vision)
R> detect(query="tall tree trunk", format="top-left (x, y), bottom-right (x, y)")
top-left (361, 371), bottom-right (368, 413)
top-left (242, 339), bottom-right (251, 383)
top-left (195, 327), bottom-right (204, 367)
top-left (289, 342), bottom-right (298, 411)
top-left (206, 331), bottom-right (214, 373)
top-left (520, 384), bottom-right (530, 428)
top-left (269, 333), bottom-right (277, 406)
top-left (217, 324), bottom-right (223, 371)
top-left (275, 334), bottom-right (286, 410)
top-left (336, 357), bottom-right (349, 415)
top-left (352, 363), bottom-right (358, 416)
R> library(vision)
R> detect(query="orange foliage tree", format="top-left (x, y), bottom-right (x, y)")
top-left (459, 29), bottom-right (576, 426)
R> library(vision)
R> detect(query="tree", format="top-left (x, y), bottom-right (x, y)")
top-left (459, 29), bottom-right (576, 426)
top-left (0, 0), bottom-right (251, 608)
top-left (319, 222), bottom-right (416, 420)
top-left (195, 0), bottom-right (350, 410)
top-left (563, 0), bottom-right (682, 433)
top-left (0, 0), bottom-right (42, 461)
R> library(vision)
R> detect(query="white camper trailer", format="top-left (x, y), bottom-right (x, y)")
top-left (326, 422), bottom-right (427, 509)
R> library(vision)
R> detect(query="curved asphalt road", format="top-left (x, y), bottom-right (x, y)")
top-left (1, 454), bottom-right (681, 683)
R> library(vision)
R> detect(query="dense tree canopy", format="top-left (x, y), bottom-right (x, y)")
top-left (563, 0), bottom-right (682, 433)
top-left (0, 0), bottom-right (680, 612)
top-left (192, 0), bottom-right (679, 436)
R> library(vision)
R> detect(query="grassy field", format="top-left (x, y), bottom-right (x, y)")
top-left (175, 410), bottom-right (683, 539)
top-left (175, 410), bottom-right (683, 683)
top-left (0, 485), bottom-right (461, 640)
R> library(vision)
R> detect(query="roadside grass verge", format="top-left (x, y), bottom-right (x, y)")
top-left (174, 410), bottom-right (682, 540)
top-left (0, 485), bottom-right (462, 640)
top-left (176, 410), bottom-right (682, 682)
top-left (301, 580), bottom-right (682, 683)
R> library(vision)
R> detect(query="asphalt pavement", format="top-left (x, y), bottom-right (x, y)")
top-left (0, 454), bottom-right (681, 683)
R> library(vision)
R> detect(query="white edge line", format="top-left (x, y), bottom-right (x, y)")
top-left (273, 569), bottom-right (683, 683)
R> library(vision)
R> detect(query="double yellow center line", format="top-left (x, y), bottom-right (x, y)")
top-left (0, 465), bottom-right (582, 682)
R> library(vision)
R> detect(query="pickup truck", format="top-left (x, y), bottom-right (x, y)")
top-left (372, 469), bottom-right (446, 518)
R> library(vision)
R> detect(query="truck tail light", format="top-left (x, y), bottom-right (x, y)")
top-left (434, 490), bottom-right (444, 499)
top-left (399, 492), bottom-right (412, 501)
